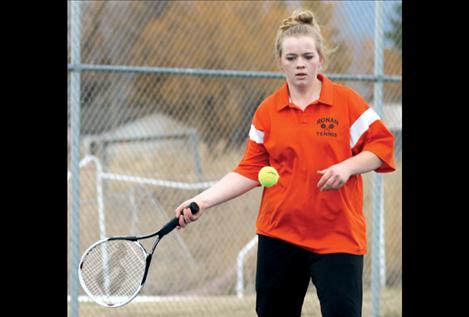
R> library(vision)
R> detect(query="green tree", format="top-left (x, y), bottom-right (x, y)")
top-left (385, 2), bottom-right (402, 51)
top-left (131, 2), bottom-right (352, 149)
top-left (76, 2), bottom-right (354, 150)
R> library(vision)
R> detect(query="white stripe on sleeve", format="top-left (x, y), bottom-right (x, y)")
top-left (350, 108), bottom-right (381, 148)
top-left (249, 124), bottom-right (264, 144)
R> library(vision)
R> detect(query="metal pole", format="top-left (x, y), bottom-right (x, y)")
top-left (371, 1), bottom-right (384, 317)
top-left (190, 131), bottom-right (203, 182)
top-left (69, 1), bottom-right (81, 317)
top-left (236, 236), bottom-right (258, 298)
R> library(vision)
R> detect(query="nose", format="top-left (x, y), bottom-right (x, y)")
top-left (296, 58), bottom-right (306, 69)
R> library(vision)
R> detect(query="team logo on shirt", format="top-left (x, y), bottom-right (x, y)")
top-left (316, 117), bottom-right (339, 137)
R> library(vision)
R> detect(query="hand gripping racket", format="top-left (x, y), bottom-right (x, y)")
top-left (78, 202), bottom-right (199, 307)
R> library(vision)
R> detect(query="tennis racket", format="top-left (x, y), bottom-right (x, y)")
top-left (78, 202), bottom-right (199, 307)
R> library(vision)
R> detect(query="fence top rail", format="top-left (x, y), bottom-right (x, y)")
top-left (85, 130), bottom-right (198, 145)
top-left (68, 64), bottom-right (402, 82)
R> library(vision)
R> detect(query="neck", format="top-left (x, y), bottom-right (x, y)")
top-left (288, 76), bottom-right (322, 104)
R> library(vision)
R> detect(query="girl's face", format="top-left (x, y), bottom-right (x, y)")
top-left (279, 35), bottom-right (323, 89)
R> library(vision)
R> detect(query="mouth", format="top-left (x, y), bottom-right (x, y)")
top-left (295, 73), bottom-right (307, 78)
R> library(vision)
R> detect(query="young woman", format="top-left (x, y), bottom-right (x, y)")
top-left (174, 10), bottom-right (395, 317)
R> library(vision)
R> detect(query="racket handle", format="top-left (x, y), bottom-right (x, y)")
top-left (158, 202), bottom-right (200, 238)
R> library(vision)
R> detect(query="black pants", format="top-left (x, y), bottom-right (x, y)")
top-left (255, 235), bottom-right (363, 317)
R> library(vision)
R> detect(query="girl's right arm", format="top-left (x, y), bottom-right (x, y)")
top-left (175, 172), bottom-right (259, 228)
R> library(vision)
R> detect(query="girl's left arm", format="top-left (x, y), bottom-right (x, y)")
top-left (317, 151), bottom-right (383, 192)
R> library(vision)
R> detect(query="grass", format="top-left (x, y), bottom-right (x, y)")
top-left (71, 287), bottom-right (401, 317)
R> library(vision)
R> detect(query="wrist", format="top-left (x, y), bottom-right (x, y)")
top-left (338, 159), bottom-right (357, 176)
top-left (194, 194), bottom-right (211, 210)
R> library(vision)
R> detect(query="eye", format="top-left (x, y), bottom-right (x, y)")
top-left (286, 56), bottom-right (295, 61)
top-left (304, 55), bottom-right (314, 60)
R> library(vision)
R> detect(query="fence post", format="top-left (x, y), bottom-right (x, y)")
top-left (189, 130), bottom-right (203, 182)
top-left (69, 1), bottom-right (81, 317)
top-left (371, 1), bottom-right (384, 317)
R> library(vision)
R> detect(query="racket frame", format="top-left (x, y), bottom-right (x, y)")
top-left (78, 202), bottom-right (199, 308)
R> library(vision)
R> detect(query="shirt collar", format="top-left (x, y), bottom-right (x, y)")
top-left (276, 73), bottom-right (334, 111)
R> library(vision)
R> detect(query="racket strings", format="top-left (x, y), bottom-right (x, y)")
top-left (80, 240), bottom-right (147, 306)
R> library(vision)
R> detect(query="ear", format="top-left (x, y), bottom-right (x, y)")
top-left (319, 56), bottom-right (325, 69)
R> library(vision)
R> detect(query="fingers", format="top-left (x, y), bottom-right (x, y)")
top-left (319, 176), bottom-right (334, 192)
top-left (323, 176), bottom-right (344, 191)
top-left (175, 203), bottom-right (186, 229)
top-left (183, 207), bottom-right (197, 222)
top-left (176, 203), bottom-right (199, 229)
top-left (317, 171), bottom-right (344, 192)
top-left (317, 169), bottom-right (330, 190)
top-left (178, 207), bottom-right (192, 228)
top-left (317, 164), bottom-right (351, 191)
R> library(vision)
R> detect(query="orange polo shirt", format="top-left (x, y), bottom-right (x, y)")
top-left (233, 74), bottom-right (395, 255)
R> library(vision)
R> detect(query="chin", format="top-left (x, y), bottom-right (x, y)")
top-left (294, 80), bottom-right (311, 87)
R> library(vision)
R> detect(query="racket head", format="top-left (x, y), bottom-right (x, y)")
top-left (78, 238), bottom-right (148, 307)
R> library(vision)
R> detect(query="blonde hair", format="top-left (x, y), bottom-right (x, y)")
top-left (275, 10), bottom-right (333, 69)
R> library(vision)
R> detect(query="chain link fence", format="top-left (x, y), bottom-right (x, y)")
top-left (68, 1), bottom-right (401, 316)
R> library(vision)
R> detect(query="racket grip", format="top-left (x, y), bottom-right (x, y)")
top-left (158, 202), bottom-right (200, 238)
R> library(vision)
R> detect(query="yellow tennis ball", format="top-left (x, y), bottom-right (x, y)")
top-left (258, 166), bottom-right (280, 187)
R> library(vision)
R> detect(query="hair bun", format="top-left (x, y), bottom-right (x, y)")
top-left (279, 10), bottom-right (315, 31)
top-left (294, 10), bottom-right (314, 25)
top-left (275, 9), bottom-right (331, 65)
